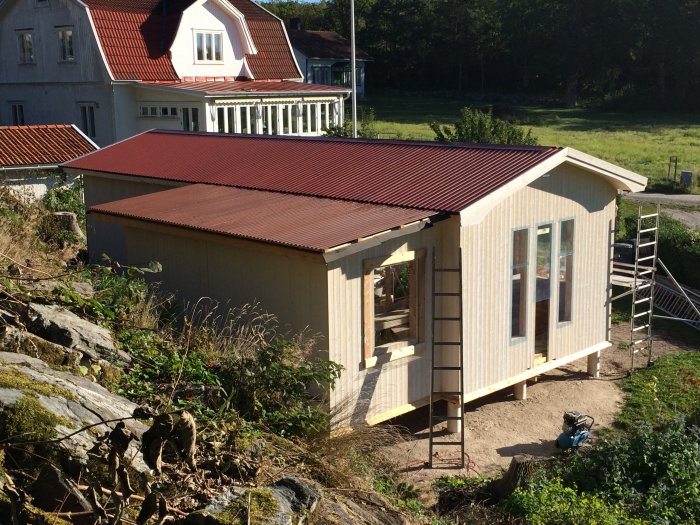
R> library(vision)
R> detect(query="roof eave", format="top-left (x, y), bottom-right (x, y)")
top-left (565, 147), bottom-right (647, 193)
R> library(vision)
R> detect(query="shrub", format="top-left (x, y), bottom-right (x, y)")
top-left (325, 107), bottom-right (378, 139)
top-left (42, 177), bottom-right (85, 218)
top-left (431, 107), bottom-right (538, 145)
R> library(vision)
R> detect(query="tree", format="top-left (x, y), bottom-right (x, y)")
top-left (431, 107), bottom-right (538, 145)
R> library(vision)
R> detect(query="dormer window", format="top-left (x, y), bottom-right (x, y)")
top-left (17, 31), bottom-right (34, 64)
top-left (195, 31), bottom-right (222, 63)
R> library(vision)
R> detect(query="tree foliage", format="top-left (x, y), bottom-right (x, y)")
top-left (431, 107), bottom-right (538, 145)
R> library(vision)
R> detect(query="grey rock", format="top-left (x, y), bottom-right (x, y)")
top-left (272, 476), bottom-right (322, 515)
top-left (314, 494), bottom-right (409, 525)
top-left (1, 325), bottom-right (83, 367)
top-left (26, 303), bottom-right (130, 364)
top-left (0, 351), bottom-right (148, 472)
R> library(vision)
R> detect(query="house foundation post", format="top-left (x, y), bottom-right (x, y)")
top-left (446, 401), bottom-right (462, 434)
top-left (513, 380), bottom-right (527, 400)
top-left (587, 351), bottom-right (601, 378)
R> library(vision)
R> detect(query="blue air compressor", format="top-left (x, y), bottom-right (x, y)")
top-left (555, 412), bottom-right (594, 450)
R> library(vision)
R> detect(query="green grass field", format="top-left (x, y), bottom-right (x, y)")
top-left (359, 94), bottom-right (700, 188)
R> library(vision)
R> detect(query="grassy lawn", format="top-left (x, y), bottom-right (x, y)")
top-left (360, 94), bottom-right (700, 188)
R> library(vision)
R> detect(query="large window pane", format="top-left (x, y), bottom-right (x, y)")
top-left (558, 220), bottom-right (574, 322)
top-left (536, 225), bottom-right (552, 302)
top-left (511, 228), bottom-right (529, 338)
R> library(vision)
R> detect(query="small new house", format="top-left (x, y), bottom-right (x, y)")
top-left (288, 26), bottom-right (370, 98)
top-left (63, 131), bottom-right (646, 429)
top-left (0, 0), bottom-right (350, 146)
top-left (0, 124), bottom-right (97, 199)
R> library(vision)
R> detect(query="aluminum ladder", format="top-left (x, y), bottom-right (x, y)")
top-left (629, 205), bottom-right (659, 371)
top-left (428, 247), bottom-right (465, 468)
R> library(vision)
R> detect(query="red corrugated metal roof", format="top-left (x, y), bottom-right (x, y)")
top-left (90, 184), bottom-right (435, 251)
top-left (84, 0), bottom-right (300, 81)
top-left (227, 0), bottom-right (302, 79)
top-left (288, 30), bottom-right (371, 61)
top-left (146, 79), bottom-right (348, 94)
top-left (84, 0), bottom-right (193, 81)
top-left (0, 125), bottom-right (97, 168)
top-left (66, 131), bottom-right (561, 213)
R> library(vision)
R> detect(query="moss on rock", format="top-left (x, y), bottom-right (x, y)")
top-left (0, 394), bottom-right (74, 443)
top-left (0, 368), bottom-right (76, 400)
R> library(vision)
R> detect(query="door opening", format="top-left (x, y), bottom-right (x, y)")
top-left (534, 224), bottom-right (552, 364)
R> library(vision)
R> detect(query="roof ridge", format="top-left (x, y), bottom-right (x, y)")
top-left (146, 128), bottom-right (560, 152)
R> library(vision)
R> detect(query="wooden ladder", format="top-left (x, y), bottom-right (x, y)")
top-left (428, 247), bottom-right (465, 468)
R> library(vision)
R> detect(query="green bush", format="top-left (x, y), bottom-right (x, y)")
top-left (42, 178), bottom-right (85, 217)
top-left (431, 107), bottom-right (538, 145)
top-left (325, 107), bottom-right (378, 139)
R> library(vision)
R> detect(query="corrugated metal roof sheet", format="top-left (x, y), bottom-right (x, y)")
top-left (147, 79), bottom-right (348, 95)
top-left (0, 125), bottom-right (98, 168)
top-left (66, 130), bottom-right (562, 213)
top-left (227, 0), bottom-right (302, 80)
top-left (288, 30), bottom-right (371, 60)
top-left (89, 184), bottom-right (436, 251)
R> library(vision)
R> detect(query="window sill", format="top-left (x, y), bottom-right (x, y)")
top-left (364, 341), bottom-right (424, 369)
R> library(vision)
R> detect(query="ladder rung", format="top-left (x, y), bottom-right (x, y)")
top-left (640, 213), bottom-right (659, 219)
top-left (634, 297), bottom-right (650, 304)
top-left (434, 317), bottom-right (461, 321)
top-left (433, 391), bottom-right (463, 396)
top-left (638, 241), bottom-right (656, 248)
top-left (434, 268), bottom-right (460, 272)
top-left (638, 269), bottom-right (653, 276)
top-left (638, 255), bottom-right (656, 262)
top-left (633, 311), bottom-right (650, 318)
top-left (637, 283), bottom-right (651, 290)
top-left (632, 324), bottom-right (649, 332)
top-left (639, 227), bottom-right (657, 234)
top-left (433, 366), bottom-right (462, 371)
top-left (431, 441), bottom-right (463, 446)
top-left (432, 416), bottom-right (463, 421)
top-left (434, 292), bottom-right (461, 297)
top-left (633, 337), bottom-right (650, 345)
top-left (434, 341), bottom-right (462, 346)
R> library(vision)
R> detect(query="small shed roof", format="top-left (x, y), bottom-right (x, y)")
top-left (89, 184), bottom-right (436, 252)
top-left (0, 125), bottom-right (98, 168)
top-left (288, 30), bottom-right (371, 60)
top-left (65, 130), bottom-right (561, 213)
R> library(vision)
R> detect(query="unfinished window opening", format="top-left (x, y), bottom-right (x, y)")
top-left (535, 224), bottom-right (552, 362)
top-left (363, 250), bottom-right (425, 364)
top-left (558, 219), bottom-right (574, 323)
top-left (511, 228), bottom-right (529, 339)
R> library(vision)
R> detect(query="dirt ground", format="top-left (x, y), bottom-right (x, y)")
top-left (385, 323), bottom-right (696, 487)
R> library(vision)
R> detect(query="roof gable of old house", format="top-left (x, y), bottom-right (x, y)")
top-left (0, 125), bottom-right (98, 168)
top-left (81, 0), bottom-right (300, 81)
top-left (288, 30), bottom-right (370, 61)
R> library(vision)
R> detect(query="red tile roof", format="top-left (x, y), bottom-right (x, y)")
top-left (84, 0), bottom-right (301, 81)
top-left (288, 30), bottom-right (371, 60)
top-left (0, 125), bottom-right (98, 168)
top-left (84, 0), bottom-right (194, 81)
top-left (145, 79), bottom-right (348, 95)
top-left (227, 0), bottom-right (302, 79)
top-left (90, 184), bottom-right (435, 251)
top-left (65, 130), bottom-right (561, 213)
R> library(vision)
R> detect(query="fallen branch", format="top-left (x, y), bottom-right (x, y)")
top-left (76, 485), bottom-right (188, 518)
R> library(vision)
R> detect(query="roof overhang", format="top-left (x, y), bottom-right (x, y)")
top-left (132, 81), bottom-right (349, 98)
top-left (460, 147), bottom-right (647, 226)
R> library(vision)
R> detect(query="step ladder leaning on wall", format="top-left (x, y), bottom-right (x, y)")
top-left (427, 247), bottom-right (465, 468)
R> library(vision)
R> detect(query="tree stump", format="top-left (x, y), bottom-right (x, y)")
top-left (52, 211), bottom-right (86, 241)
top-left (490, 455), bottom-right (536, 500)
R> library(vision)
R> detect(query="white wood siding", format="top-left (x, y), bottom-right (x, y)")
top-left (460, 165), bottom-right (617, 396)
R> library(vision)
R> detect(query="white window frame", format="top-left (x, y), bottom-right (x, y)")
top-left (57, 26), bottom-right (75, 62)
top-left (10, 103), bottom-right (25, 125)
top-left (17, 30), bottom-right (35, 64)
top-left (78, 102), bottom-right (97, 138)
top-left (138, 105), bottom-right (178, 118)
top-left (194, 30), bottom-right (223, 63)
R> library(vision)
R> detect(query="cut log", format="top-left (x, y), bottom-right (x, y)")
top-left (52, 211), bottom-right (86, 241)
top-left (490, 455), bottom-right (536, 500)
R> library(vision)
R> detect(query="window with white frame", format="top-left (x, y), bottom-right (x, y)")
top-left (139, 105), bottom-right (178, 118)
top-left (17, 31), bottom-right (34, 64)
top-left (79, 103), bottom-right (96, 138)
top-left (195, 31), bottom-right (222, 62)
top-left (558, 220), bottom-right (574, 323)
top-left (363, 250), bottom-right (425, 362)
top-left (511, 228), bottom-right (529, 339)
top-left (11, 103), bottom-right (25, 125)
top-left (57, 27), bottom-right (74, 61)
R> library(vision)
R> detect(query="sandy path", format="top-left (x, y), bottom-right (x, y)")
top-left (385, 323), bottom-right (694, 487)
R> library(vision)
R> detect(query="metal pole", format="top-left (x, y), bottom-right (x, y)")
top-left (350, 0), bottom-right (357, 138)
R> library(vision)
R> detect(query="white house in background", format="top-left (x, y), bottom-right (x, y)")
top-left (0, 124), bottom-right (97, 199)
top-left (288, 24), bottom-right (370, 98)
top-left (0, 0), bottom-right (350, 146)
top-left (64, 131), bottom-right (647, 429)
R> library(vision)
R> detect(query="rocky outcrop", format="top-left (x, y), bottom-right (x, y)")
top-left (26, 302), bottom-right (130, 364)
top-left (0, 351), bottom-right (147, 471)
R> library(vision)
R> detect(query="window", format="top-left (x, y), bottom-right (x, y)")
top-left (17, 31), bottom-right (34, 64)
top-left (195, 31), bottom-right (222, 62)
top-left (36, 0), bottom-right (50, 6)
top-left (363, 250), bottom-right (425, 363)
top-left (558, 220), bottom-right (574, 322)
top-left (58, 27), bottom-right (74, 61)
top-left (511, 228), bottom-right (529, 338)
top-left (11, 102), bottom-right (24, 126)
top-left (139, 105), bottom-right (178, 118)
top-left (182, 107), bottom-right (199, 131)
top-left (332, 62), bottom-right (352, 87)
top-left (311, 65), bottom-right (331, 85)
top-left (79, 103), bottom-right (96, 138)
